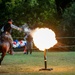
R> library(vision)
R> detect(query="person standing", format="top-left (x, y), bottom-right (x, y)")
top-left (24, 33), bottom-right (33, 54)
top-left (1, 19), bottom-right (22, 55)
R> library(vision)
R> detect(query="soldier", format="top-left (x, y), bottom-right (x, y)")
top-left (24, 33), bottom-right (33, 54)
top-left (1, 19), bottom-right (22, 55)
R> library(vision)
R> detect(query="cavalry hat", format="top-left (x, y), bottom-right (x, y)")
top-left (7, 19), bottom-right (13, 22)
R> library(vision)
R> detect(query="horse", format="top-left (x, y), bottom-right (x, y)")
top-left (0, 36), bottom-right (10, 65)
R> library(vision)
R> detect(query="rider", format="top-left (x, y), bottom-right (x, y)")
top-left (1, 19), bottom-right (22, 55)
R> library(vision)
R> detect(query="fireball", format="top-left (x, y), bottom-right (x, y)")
top-left (31, 28), bottom-right (57, 51)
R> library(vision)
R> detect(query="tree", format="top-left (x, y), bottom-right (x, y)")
top-left (61, 2), bottom-right (75, 37)
top-left (55, 0), bottom-right (74, 18)
top-left (57, 2), bottom-right (75, 51)
top-left (0, 0), bottom-right (58, 38)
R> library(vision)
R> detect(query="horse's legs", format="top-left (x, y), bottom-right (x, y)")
top-left (0, 51), bottom-right (6, 65)
top-left (8, 42), bottom-right (14, 55)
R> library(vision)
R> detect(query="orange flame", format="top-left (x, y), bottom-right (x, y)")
top-left (31, 28), bottom-right (57, 51)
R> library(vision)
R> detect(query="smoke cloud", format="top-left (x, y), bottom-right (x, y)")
top-left (21, 23), bottom-right (31, 33)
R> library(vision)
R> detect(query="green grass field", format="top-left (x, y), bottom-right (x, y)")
top-left (0, 51), bottom-right (75, 75)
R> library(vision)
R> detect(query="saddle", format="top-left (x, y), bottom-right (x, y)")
top-left (0, 32), bottom-right (11, 43)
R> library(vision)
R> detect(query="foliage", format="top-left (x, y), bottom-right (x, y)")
top-left (58, 2), bottom-right (75, 50)
top-left (0, 0), bottom-right (75, 49)
top-left (0, 0), bottom-right (58, 38)
top-left (62, 2), bottom-right (75, 37)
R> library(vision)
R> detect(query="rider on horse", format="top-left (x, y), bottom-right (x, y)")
top-left (0, 19), bottom-right (22, 55)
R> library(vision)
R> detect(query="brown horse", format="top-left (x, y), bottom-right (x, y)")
top-left (0, 38), bottom-right (10, 65)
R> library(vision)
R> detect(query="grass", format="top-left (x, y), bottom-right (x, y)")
top-left (0, 51), bottom-right (75, 75)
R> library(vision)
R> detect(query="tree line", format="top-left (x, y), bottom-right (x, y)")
top-left (0, 0), bottom-right (75, 50)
